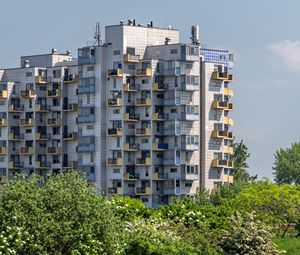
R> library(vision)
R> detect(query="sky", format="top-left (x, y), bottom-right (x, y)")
top-left (0, 0), bottom-right (299, 179)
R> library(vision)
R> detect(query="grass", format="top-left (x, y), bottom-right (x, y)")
top-left (273, 237), bottom-right (300, 255)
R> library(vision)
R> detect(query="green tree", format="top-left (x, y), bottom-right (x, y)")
top-left (232, 140), bottom-right (256, 183)
top-left (273, 142), bottom-right (300, 185)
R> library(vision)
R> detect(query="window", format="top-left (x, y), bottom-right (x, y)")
top-left (53, 69), bottom-right (61, 78)
top-left (170, 168), bottom-right (177, 173)
top-left (127, 65), bottom-right (135, 70)
top-left (113, 169), bottom-right (120, 174)
top-left (142, 79), bottom-right (149, 84)
top-left (141, 198), bottom-right (149, 203)
top-left (26, 72), bottom-right (32, 77)
top-left (113, 50), bottom-right (120, 55)
top-left (117, 138), bottom-right (120, 147)
top-left (87, 125), bottom-right (94, 130)
top-left (141, 139), bottom-right (148, 144)
top-left (128, 124), bottom-right (135, 129)
top-left (185, 183), bottom-right (192, 187)
top-left (170, 108), bottom-right (177, 113)
top-left (113, 109), bottom-right (120, 114)
top-left (87, 66), bottom-right (94, 72)
top-left (128, 183), bottom-right (135, 188)
top-left (29, 99), bottom-right (32, 108)
top-left (29, 156), bottom-right (32, 165)
top-left (26, 129), bottom-right (32, 133)
top-left (170, 49), bottom-right (178, 54)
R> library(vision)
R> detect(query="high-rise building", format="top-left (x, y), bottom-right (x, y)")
top-left (0, 20), bottom-right (234, 207)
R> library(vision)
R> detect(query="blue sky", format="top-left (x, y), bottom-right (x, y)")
top-left (1, 0), bottom-right (299, 179)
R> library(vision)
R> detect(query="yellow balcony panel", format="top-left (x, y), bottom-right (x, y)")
top-left (0, 90), bottom-right (8, 99)
top-left (152, 112), bottom-right (165, 121)
top-left (135, 128), bottom-right (152, 136)
top-left (35, 132), bottom-right (50, 140)
top-left (123, 172), bottom-right (140, 181)
top-left (123, 53), bottom-right (140, 63)
top-left (224, 88), bottom-right (234, 97)
top-left (21, 90), bottom-right (35, 98)
top-left (0, 176), bottom-right (8, 183)
top-left (224, 146), bottom-right (234, 155)
top-left (123, 113), bottom-right (139, 122)
top-left (19, 147), bottom-right (34, 155)
top-left (107, 158), bottom-right (123, 166)
top-left (8, 104), bottom-right (23, 113)
top-left (136, 68), bottom-right (152, 77)
top-left (108, 128), bottom-right (123, 136)
top-left (8, 132), bottom-right (23, 141)
top-left (224, 116), bottom-right (234, 126)
top-left (152, 83), bottom-right (164, 91)
top-left (20, 118), bottom-right (34, 126)
top-left (152, 172), bottom-right (167, 180)
top-left (47, 89), bottom-right (62, 98)
top-left (107, 69), bottom-right (123, 77)
top-left (123, 83), bottom-right (139, 92)
top-left (135, 187), bottom-right (152, 195)
top-left (63, 103), bottom-right (78, 112)
top-left (107, 187), bottom-right (123, 195)
top-left (212, 159), bottom-right (234, 169)
top-left (152, 143), bottom-right (168, 151)
top-left (47, 147), bottom-right (62, 155)
top-left (0, 147), bottom-right (8, 155)
top-left (63, 74), bottom-right (78, 84)
top-left (8, 161), bottom-right (23, 169)
top-left (0, 119), bottom-right (8, 127)
top-left (212, 130), bottom-right (234, 140)
top-left (135, 98), bottom-right (152, 106)
top-left (107, 98), bottom-right (123, 107)
top-left (35, 76), bottom-right (47, 84)
top-left (35, 104), bottom-right (50, 112)
top-left (211, 71), bottom-right (234, 82)
top-left (35, 161), bottom-right (50, 169)
top-left (63, 161), bottom-right (78, 169)
top-left (223, 174), bottom-right (234, 183)
top-left (212, 101), bottom-right (234, 111)
top-left (123, 143), bottom-right (139, 151)
top-left (47, 118), bottom-right (62, 126)
top-left (136, 157), bottom-right (151, 166)
top-left (63, 132), bottom-right (78, 141)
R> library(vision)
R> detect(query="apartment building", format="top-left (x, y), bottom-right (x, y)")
top-left (0, 20), bottom-right (234, 206)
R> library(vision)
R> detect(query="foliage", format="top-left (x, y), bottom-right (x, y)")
top-left (232, 180), bottom-right (300, 226)
top-left (273, 237), bottom-right (300, 255)
top-left (0, 172), bottom-right (124, 255)
top-left (232, 140), bottom-right (256, 183)
top-left (220, 213), bottom-right (281, 255)
top-left (273, 142), bottom-right (300, 185)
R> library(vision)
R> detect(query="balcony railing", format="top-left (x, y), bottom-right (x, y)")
top-left (152, 83), bottom-right (164, 91)
top-left (123, 172), bottom-right (140, 180)
top-left (107, 187), bottom-right (123, 195)
top-left (77, 115), bottom-right (95, 123)
top-left (63, 132), bottom-right (78, 141)
top-left (123, 53), bottom-right (140, 63)
top-left (135, 187), bottom-right (152, 195)
top-left (35, 75), bottom-right (48, 84)
top-left (35, 104), bottom-right (50, 112)
top-left (0, 90), bottom-right (8, 99)
top-left (78, 83), bottom-right (95, 94)
top-left (223, 174), bottom-right (234, 183)
top-left (63, 74), bottom-right (78, 83)
top-left (107, 158), bottom-right (123, 166)
top-left (0, 147), bottom-right (8, 155)
top-left (224, 116), bottom-right (234, 126)
top-left (212, 130), bottom-right (234, 140)
top-left (123, 83), bottom-right (140, 92)
top-left (19, 147), bottom-right (34, 155)
top-left (211, 71), bottom-right (234, 82)
top-left (0, 119), bottom-right (8, 127)
top-left (212, 159), bottom-right (234, 168)
top-left (107, 69), bottom-right (123, 77)
top-left (224, 146), bottom-right (234, 155)
top-left (63, 103), bottom-right (78, 112)
top-left (224, 88), bottom-right (234, 97)
top-left (136, 157), bottom-right (151, 166)
top-left (35, 133), bottom-right (51, 140)
top-left (135, 98), bottom-right (152, 106)
top-left (8, 161), bottom-right (24, 169)
top-left (21, 90), bottom-right (35, 98)
top-left (152, 172), bottom-right (168, 180)
top-left (47, 147), bottom-right (62, 154)
top-left (63, 161), bottom-right (78, 169)
top-left (47, 118), bottom-right (62, 126)
top-left (47, 89), bottom-right (61, 98)
top-left (152, 143), bottom-right (168, 151)
top-left (107, 98), bottom-right (123, 107)
top-left (212, 101), bottom-right (233, 110)
top-left (136, 68), bottom-right (152, 77)
top-left (135, 128), bottom-right (152, 136)
top-left (8, 104), bottom-right (24, 113)
top-left (123, 113), bottom-right (139, 122)
top-left (123, 143), bottom-right (139, 151)
top-left (8, 133), bottom-right (24, 140)
top-left (20, 118), bottom-right (34, 126)
top-left (35, 161), bottom-right (51, 169)
top-left (152, 112), bottom-right (166, 121)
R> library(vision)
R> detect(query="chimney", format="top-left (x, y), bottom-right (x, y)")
top-left (51, 48), bottom-right (57, 54)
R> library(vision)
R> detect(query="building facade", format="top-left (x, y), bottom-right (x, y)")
top-left (0, 21), bottom-right (234, 206)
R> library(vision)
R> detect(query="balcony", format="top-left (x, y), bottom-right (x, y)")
top-left (63, 103), bottom-right (78, 112)
top-left (21, 89), bottom-right (35, 98)
top-left (212, 101), bottom-right (233, 111)
top-left (152, 143), bottom-right (168, 151)
top-left (35, 161), bottom-right (51, 169)
top-left (107, 69), bottom-right (123, 77)
top-left (181, 112), bottom-right (199, 121)
top-left (212, 130), bottom-right (234, 140)
top-left (8, 133), bottom-right (24, 141)
top-left (211, 71), bottom-right (234, 82)
top-left (224, 146), bottom-right (234, 155)
top-left (47, 118), bottom-right (62, 126)
top-left (78, 83), bottom-right (95, 94)
top-left (0, 119), bottom-right (8, 127)
top-left (181, 172), bottom-right (199, 181)
top-left (181, 83), bottom-right (199, 91)
top-left (20, 118), bottom-right (34, 127)
top-left (164, 157), bottom-right (180, 165)
top-left (63, 161), bottom-right (78, 169)
top-left (35, 133), bottom-right (51, 140)
top-left (123, 53), bottom-right (140, 63)
top-left (63, 74), bottom-right (78, 84)
top-left (78, 114), bottom-right (95, 123)
top-left (135, 128), bottom-right (152, 136)
top-left (8, 161), bottom-right (23, 169)
top-left (35, 104), bottom-right (50, 112)
top-left (19, 147), bottom-right (34, 155)
top-left (224, 88), bottom-right (234, 97)
top-left (136, 68), bottom-right (152, 77)
top-left (0, 176), bottom-right (7, 183)
top-left (123, 172), bottom-right (140, 181)
top-left (135, 98), bottom-right (152, 107)
top-left (212, 159), bottom-right (234, 169)
top-left (35, 75), bottom-right (47, 84)
top-left (123, 113), bottom-right (139, 122)
top-left (107, 187), bottom-right (123, 195)
top-left (152, 112), bottom-right (166, 121)
top-left (8, 104), bottom-right (24, 113)
top-left (135, 187), bottom-right (152, 195)
top-left (224, 116), bottom-right (234, 126)
top-left (47, 89), bottom-right (62, 98)
top-left (123, 143), bottom-right (139, 151)
top-left (47, 147), bottom-right (62, 155)
top-left (0, 147), bottom-right (8, 155)
top-left (152, 172), bottom-right (168, 180)
top-left (181, 142), bottom-right (199, 151)
top-left (63, 132), bottom-right (78, 141)
top-left (0, 90), bottom-right (8, 99)
top-left (152, 83), bottom-right (164, 92)
top-left (136, 157), bottom-right (151, 166)
top-left (78, 143), bottom-right (95, 152)
top-left (107, 128), bottom-right (123, 136)
top-left (107, 158), bottom-right (123, 166)
top-left (223, 174), bottom-right (234, 183)
top-left (107, 98), bottom-right (123, 107)
top-left (123, 83), bottom-right (139, 92)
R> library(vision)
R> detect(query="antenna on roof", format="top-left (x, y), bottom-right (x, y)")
top-left (93, 22), bottom-right (101, 46)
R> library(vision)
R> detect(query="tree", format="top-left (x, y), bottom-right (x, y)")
top-left (232, 140), bottom-right (256, 183)
top-left (273, 142), bottom-right (300, 185)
